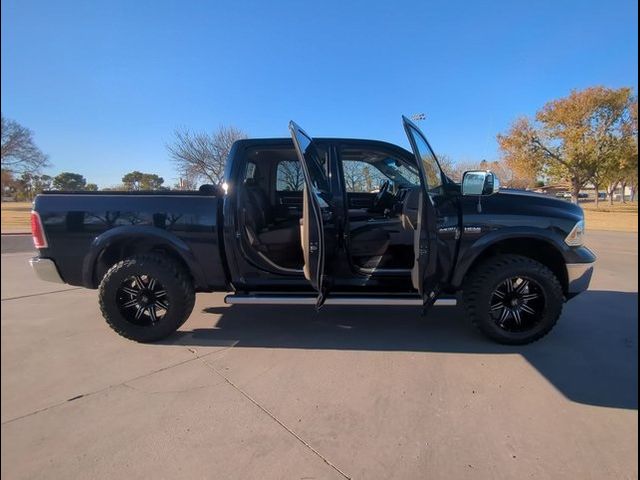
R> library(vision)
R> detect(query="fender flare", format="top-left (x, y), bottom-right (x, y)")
top-left (81, 226), bottom-right (207, 288)
top-left (451, 227), bottom-right (570, 288)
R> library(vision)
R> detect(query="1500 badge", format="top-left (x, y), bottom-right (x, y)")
top-left (437, 226), bottom-right (461, 239)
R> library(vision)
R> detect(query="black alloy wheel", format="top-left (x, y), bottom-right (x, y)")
top-left (463, 254), bottom-right (564, 345)
top-left (489, 276), bottom-right (546, 333)
top-left (116, 274), bottom-right (170, 326)
top-left (99, 254), bottom-right (195, 342)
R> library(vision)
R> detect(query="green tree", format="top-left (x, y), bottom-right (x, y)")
top-left (34, 174), bottom-right (52, 193)
top-left (12, 172), bottom-right (55, 200)
top-left (498, 86), bottom-right (636, 203)
top-left (122, 171), bottom-right (164, 190)
top-left (85, 183), bottom-right (99, 191)
top-left (141, 173), bottom-right (164, 190)
top-left (122, 171), bottom-right (144, 190)
top-left (52, 172), bottom-right (87, 191)
top-left (16, 172), bottom-right (34, 200)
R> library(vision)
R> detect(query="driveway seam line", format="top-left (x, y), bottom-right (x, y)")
top-left (1, 287), bottom-right (83, 302)
top-left (0, 347), bottom-right (227, 425)
top-left (197, 356), bottom-right (351, 480)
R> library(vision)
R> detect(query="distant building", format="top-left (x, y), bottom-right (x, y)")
top-left (533, 182), bottom-right (633, 200)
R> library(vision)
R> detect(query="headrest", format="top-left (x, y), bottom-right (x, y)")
top-left (244, 178), bottom-right (258, 186)
top-left (199, 184), bottom-right (221, 195)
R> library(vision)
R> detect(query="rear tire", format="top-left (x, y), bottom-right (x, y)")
top-left (98, 254), bottom-right (195, 342)
top-left (462, 254), bottom-right (564, 345)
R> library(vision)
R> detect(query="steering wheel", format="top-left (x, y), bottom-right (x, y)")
top-left (371, 180), bottom-right (391, 212)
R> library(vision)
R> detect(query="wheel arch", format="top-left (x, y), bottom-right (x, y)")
top-left (453, 231), bottom-right (569, 295)
top-left (82, 226), bottom-right (206, 289)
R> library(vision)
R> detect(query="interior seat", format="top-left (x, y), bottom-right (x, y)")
top-left (241, 179), bottom-right (301, 266)
top-left (401, 186), bottom-right (421, 230)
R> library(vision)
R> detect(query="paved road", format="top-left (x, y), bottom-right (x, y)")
top-left (1, 231), bottom-right (637, 479)
top-left (1, 234), bottom-right (33, 254)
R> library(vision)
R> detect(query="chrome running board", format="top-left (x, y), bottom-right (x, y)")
top-left (224, 294), bottom-right (457, 307)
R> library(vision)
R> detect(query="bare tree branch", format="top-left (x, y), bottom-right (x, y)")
top-left (167, 125), bottom-right (247, 187)
top-left (277, 160), bottom-right (304, 191)
top-left (1, 115), bottom-right (50, 174)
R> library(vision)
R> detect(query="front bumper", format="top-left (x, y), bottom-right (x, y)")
top-left (29, 257), bottom-right (65, 284)
top-left (565, 246), bottom-right (596, 296)
top-left (566, 263), bottom-right (594, 294)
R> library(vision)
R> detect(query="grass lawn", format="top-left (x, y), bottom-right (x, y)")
top-left (1, 202), bottom-right (32, 232)
top-left (581, 200), bottom-right (638, 233)
top-left (2, 199), bottom-right (638, 233)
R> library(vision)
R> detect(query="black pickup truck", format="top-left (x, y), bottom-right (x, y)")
top-left (30, 117), bottom-right (595, 344)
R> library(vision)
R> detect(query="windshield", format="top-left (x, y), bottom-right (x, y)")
top-left (379, 157), bottom-right (420, 186)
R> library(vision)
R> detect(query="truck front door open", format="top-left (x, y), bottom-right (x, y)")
top-left (401, 116), bottom-right (445, 306)
top-left (289, 121), bottom-right (334, 308)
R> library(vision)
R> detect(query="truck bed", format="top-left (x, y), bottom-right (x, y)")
top-left (33, 190), bottom-right (228, 291)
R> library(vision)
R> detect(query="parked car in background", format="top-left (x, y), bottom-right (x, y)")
top-left (556, 192), bottom-right (572, 199)
top-left (555, 192), bottom-right (587, 200)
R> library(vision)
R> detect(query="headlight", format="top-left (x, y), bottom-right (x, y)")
top-left (565, 220), bottom-right (585, 246)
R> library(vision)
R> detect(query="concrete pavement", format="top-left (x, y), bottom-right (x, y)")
top-left (1, 234), bottom-right (32, 255)
top-left (1, 231), bottom-right (637, 479)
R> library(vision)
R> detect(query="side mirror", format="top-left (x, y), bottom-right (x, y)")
top-left (462, 171), bottom-right (500, 196)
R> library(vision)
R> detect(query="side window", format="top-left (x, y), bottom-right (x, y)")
top-left (406, 125), bottom-right (443, 192)
top-left (340, 148), bottom-right (420, 193)
top-left (276, 160), bottom-right (304, 191)
top-left (342, 160), bottom-right (388, 193)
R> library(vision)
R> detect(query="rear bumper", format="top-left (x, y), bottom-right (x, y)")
top-left (29, 257), bottom-right (65, 284)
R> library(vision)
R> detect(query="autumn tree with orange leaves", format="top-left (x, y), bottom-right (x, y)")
top-left (497, 86), bottom-right (637, 204)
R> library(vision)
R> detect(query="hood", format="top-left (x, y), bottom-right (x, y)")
top-left (459, 187), bottom-right (585, 236)
top-left (494, 189), bottom-right (584, 216)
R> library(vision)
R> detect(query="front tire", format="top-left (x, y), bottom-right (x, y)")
top-left (463, 254), bottom-right (564, 345)
top-left (99, 254), bottom-right (195, 342)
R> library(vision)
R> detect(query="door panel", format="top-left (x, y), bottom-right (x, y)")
top-left (274, 190), bottom-right (303, 220)
top-left (402, 116), bottom-right (444, 304)
top-left (289, 121), bottom-right (333, 307)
